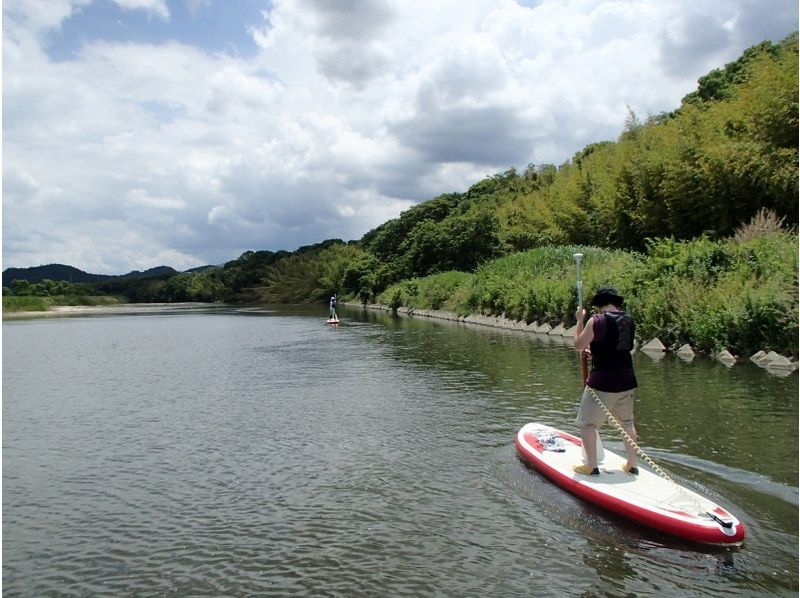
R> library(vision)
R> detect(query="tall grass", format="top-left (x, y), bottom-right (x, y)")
top-left (633, 233), bottom-right (797, 354)
top-left (466, 246), bottom-right (645, 322)
top-left (379, 271), bottom-right (472, 312)
top-left (3, 295), bottom-right (53, 312)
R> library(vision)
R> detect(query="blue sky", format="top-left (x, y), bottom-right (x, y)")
top-left (45, 0), bottom-right (266, 61)
top-left (3, 0), bottom-right (798, 274)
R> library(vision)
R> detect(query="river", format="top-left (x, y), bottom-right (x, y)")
top-left (3, 304), bottom-right (798, 596)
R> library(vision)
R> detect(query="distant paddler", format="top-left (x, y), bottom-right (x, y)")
top-left (329, 293), bottom-right (338, 322)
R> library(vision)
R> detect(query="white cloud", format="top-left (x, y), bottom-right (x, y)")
top-left (2, 0), bottom-right (91, 35)
top-left (111, 0), bottom-right (170, 21)
top-left (127, 189), bottom-right (187, 210)
top-left (2, 0), bottom-right (797, 274)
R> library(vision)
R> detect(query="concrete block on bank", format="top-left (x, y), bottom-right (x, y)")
top-left (504, 318), bottom-right (520, 330)
top-left (565, 324), bottom-right (578, 337)
top-left (502, 317), bottom-right (522, 330)
top-left (535, 323), bottom-right (552, 334)
top-left (765, 355), bottom-right (797, 371)
top-left (753, 350), bottom-right (781, 367)
top-left (749, 350), bottom-right (766, 364)
top-left (676, 344), bottom-right (695, 362)
top-left (716, 350), bottom-right (737, 366)
top-left (766, 358), bottom-right (798, 377)
top-left (548, 324), bottom-right (566, 336)
top-left (641, 338), bottom-right (666, 352)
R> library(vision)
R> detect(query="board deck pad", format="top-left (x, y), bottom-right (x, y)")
top-left (515, 422), bottom-right (745, 545)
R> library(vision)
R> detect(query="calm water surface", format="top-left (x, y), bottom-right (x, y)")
top-left (3, 304), bottom-right (798, 596)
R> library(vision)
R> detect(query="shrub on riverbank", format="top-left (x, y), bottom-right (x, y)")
top-left (465, 246), bottom-right (645, 322)
top-left (634, 232), bottom-right (797, 355)
top-left (385, 271), bottom-right (472, 312)
top-left (376, 231), bottom-right (798, 356)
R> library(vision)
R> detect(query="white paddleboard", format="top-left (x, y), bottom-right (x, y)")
top-left (515, 422), bottom-right (745, 545)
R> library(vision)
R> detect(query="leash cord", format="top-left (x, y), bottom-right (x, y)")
top-left (585, 386), bottom-right (711, 513)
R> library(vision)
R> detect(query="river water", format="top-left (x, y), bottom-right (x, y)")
top-left (3, 304), bottom-right (798, 596)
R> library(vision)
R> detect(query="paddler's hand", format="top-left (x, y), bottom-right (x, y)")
top-left (575, 307), bottom-right (586, 323)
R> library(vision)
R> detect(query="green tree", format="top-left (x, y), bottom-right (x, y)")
top-left (11, 280), bottom-right (32, 295)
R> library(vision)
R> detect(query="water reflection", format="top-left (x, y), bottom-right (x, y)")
top-left (350, 306), bottom-right (798, 484)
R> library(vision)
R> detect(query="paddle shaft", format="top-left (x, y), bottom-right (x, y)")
top-left (574, 253), bottom-right (589, 384)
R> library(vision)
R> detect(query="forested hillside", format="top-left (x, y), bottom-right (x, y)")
top-left (353, 33), bottom-right (797, 275)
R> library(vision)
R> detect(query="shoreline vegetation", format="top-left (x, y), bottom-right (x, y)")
top-left (371, 231), bottom-right (798, 357)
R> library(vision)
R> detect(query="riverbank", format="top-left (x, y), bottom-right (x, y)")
top-left (350, 302), bottom-right (798, 376)
top-left (2, 302), bottom-right (221, 320)
top-left (373, 238), bottom-right (798, 360)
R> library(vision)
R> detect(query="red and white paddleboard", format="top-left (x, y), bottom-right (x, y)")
top-left (326, 318), bottom-right (340, 324)
top-left (515, 422), bottom-right (745, 545)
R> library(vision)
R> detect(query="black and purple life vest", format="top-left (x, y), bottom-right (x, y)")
top-left (590, 311), bottom-right (635, 372)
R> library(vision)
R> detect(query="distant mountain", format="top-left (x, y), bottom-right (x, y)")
top-left (2, 264), bottom-right (111, 287)
top-left (3, 263), bottom-right (180, 287)
top-left (184, 265), bottom-right (219, 273)
top-left (120, 266), bottom-right (178, 279)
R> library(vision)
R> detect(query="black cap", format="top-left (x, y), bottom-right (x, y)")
top-left (590, 286), bottom-right (624, 307)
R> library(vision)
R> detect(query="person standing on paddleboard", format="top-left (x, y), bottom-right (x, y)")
top-left (329, 294), bottom-right (338, 320)
top-left (572, 286), bottom-right (638, 476)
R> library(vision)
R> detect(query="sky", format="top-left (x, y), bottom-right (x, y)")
top-left (3, 0), bottom-right (798, 275)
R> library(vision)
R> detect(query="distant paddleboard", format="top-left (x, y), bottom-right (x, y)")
top-left (326, 318), bottom-right (340, 325)
top-left (515, 422), bottom-right (745, 545)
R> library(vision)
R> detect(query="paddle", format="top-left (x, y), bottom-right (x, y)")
top-left (573, 253), bottom-right (589, 384)
top-left (574, 252), bottom-right (604, 464)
